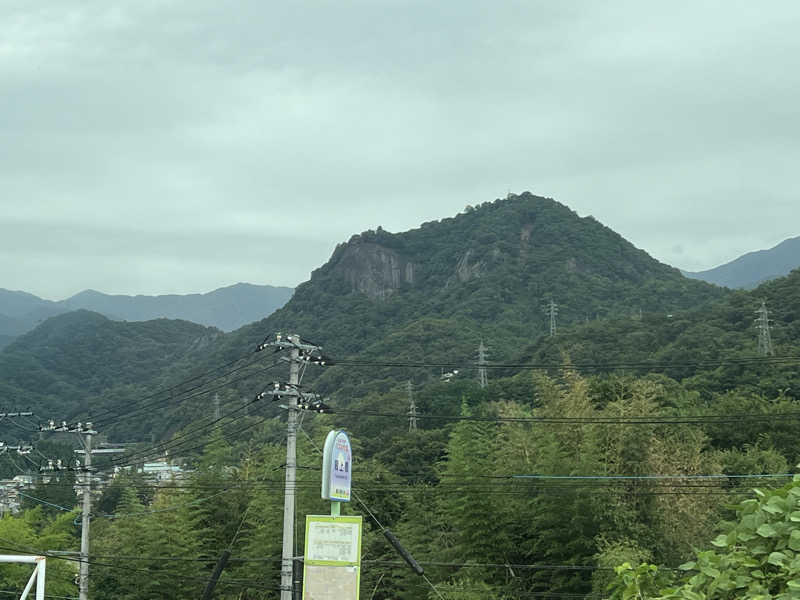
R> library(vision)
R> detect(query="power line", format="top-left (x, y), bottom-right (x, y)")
top-left (0, 538), bottom-right (287, 594)
top-left (93, 488), bottom-right (232, 520)
top-left (332, 407), bottom-right (800, 425)
top-left (98, 397), bottom-right (264, 469)
top-left (91, 359), bottom-right (284, 470)
top-left (91, 354), bottom-right (276, 430)
top-left (80, 350), bottom-right (259, 427)
top-left (94, 407), bottom-right (276, 475)
top-left (333, 354), bottom-right (800, 372)
top-left (0, 591), bottom-right (77, 600)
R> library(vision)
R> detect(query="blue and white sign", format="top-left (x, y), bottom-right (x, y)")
top-left (321, 430), bottom-right (352, 502)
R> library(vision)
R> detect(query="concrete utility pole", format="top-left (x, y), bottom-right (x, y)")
top-left (756, 300), bottom-right (775, 356)
top-left (407, 380), bottom-right (417, 432)
top-left (255, 333), bottom-right (331, 599)
top-left (477, 341), bottom-right (489, 389)
top-left (281, 336), bottom-right (301, 600)
top-left (546, 300), bottom-right (558, 337)
top-left (37, 421), bottom-right (127, 600)
top-left (79, 423), bottom-right (94, 600)
top-left (256, 334), bottom-right (327, 600)
top-left (213, 393), bottom-right (221, 420)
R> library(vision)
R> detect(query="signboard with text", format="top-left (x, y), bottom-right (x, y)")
top-left (303, 515), bottom-right (362, 600)
top-left (321, 430), bottom-right (352, 502)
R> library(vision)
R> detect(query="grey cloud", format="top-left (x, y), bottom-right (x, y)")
top-left (1, 0), bottom-right (799, 297)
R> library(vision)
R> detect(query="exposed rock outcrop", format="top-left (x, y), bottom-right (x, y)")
top-left (330, 241), bottom-right (415, 300)
top-left (455, 249), bottom-right (484, 282)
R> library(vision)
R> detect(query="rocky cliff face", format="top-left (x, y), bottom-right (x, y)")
top-left (329, 240), bottom-right (415, 300)
top-left (454, 249), bottom-right (484, 282)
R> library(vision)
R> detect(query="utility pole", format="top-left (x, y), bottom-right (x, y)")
top-left (281, 337), bottom-right (301, 600)
top-left (38, 420), bottom-right (98, 600)
top-left (546, 300), bottom-right (558, 337)
top-left (756, 300), bottom-right (775, 356)
top-left (477, 341), bottom-right (489, 389)
top-left (213, 393), bottom-right (221, 420)
top-left (407, 380), bottom-right (417, 432)
top-left (255, 333), bottom-right (331, 600)
top-left (79, 423), bottom-right (93, 600)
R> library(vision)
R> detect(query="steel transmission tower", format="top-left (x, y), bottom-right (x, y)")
top-left (407, 380), bottom-right (417, 431)
top-left (755, 300), bottom-right (775, 356)
top-left (477, 341), bottom-right (489, 389)
top-left (546, 300), bottom-right (558, 337)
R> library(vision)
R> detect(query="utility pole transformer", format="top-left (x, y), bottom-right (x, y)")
top-left (756, 300), bottom-right (775, 356)
top-left (477, 341), bottom-right (489, 389)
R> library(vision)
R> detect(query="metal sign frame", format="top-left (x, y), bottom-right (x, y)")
top-left (302, 515), bottom-right (362, 600)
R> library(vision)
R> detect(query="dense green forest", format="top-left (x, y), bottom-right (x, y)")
top-left (0, 195), bottom-right (798, 598)
top-left (6, 369), bottom-right (799, 598)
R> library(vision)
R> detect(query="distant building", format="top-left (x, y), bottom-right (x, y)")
top-left (142, 461), bottom-right (185, 482)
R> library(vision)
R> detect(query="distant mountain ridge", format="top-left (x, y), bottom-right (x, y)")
top-left (685, 236), bottom-right (800, 289)
top-left (0, 192), bottom-right (734, 440)
top-left (0, 283), bottom-right (293, 347)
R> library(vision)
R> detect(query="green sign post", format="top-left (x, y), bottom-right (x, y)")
top-left (302, 430), bottom-right (361, 599)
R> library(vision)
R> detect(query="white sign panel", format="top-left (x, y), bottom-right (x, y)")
top-left (303, 515), bottom-right (362, 600)
top-left (307, 520), bottom-right (360, 563)
top-left (321, 430), bottom-right (352, 502)
top-left (303, 565), bottom-right (358, 600)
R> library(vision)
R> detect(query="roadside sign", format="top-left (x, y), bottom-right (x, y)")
top-left (321, 430), bottom-right (352, 502)
top-left (303, 515), bottom-right (362, 600)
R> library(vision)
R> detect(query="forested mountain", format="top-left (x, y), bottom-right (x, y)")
top-left (0, 289), bottom-right (64, 343)
top-left (1, 193), bottom-right (732, 436)
top-left (685, 235), bottom-right (800, 289)
top-left (522, 267), bottom-right (800, 397)
top-left (3, 193), bottom-right (800, 599)
top-left (0, 282), bottom-right (293, 348)
top-left (0, 311), bottom-right (221, 430)
top-left (217, 193), bottom-right (726, 394)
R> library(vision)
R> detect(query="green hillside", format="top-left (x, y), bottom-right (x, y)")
top-left (0, 310), bottom-right (221, 427)
top-left (217, 193), bottom-right (726, 394)
top-left (522, 267), bottom-right (800, 397)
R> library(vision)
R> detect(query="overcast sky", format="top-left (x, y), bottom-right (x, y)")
top-left (2, 1), bottom-right (798, 300)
